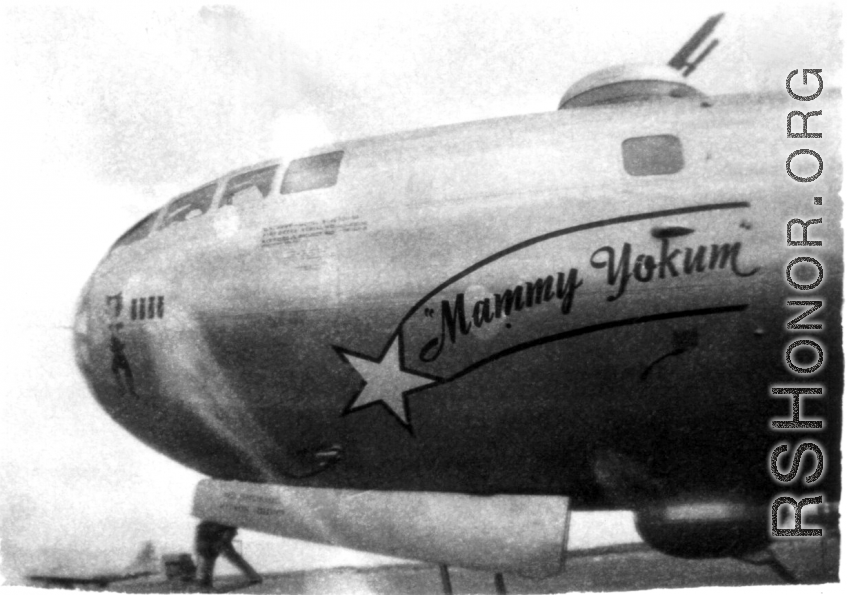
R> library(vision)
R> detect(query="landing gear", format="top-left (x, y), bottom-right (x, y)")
top-left (195, 520), bottom-right (262, 590)
top-left (493, 572), bottom-right (508, 595)
top-left (438, 564), bottom-right (453, 595)
top-left (438, 565), bottom-right (508, 595)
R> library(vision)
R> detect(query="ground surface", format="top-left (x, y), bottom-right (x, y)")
top-left (93, 538), bottom-right (840, 595)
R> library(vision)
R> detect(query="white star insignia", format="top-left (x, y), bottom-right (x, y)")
top-left (340, 335), bottom-right (435, 427)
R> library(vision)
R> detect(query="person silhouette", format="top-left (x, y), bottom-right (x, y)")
top-left (195, 520), bottom-right (262, 590)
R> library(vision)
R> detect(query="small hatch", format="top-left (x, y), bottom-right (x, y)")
top-left (622, 135), bottom-right (684, 176)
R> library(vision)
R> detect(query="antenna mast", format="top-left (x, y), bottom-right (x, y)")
top-left (668, 13), bottom-right (724, 77)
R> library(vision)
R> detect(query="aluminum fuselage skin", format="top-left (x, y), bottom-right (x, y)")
top-left (75, 91), bottom-right (842, 509)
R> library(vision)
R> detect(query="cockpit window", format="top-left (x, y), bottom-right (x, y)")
top-left (219, 165), bottom-right (279, 207)
top-left (622, 135), bottom-right (684, 176)
top-left (111, 210), bottom-right (159, 250)
top-left (280, 151), bottom-right (344, 195)
top-left (160, 183), bottom-right (217, 229)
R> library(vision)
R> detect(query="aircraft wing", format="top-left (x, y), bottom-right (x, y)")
top-left (26, 541), bottom-right (159, 589)
top-left (26, 574), bottom-right (102, 589)
top-left (27, 569), bottom-right (157, 589)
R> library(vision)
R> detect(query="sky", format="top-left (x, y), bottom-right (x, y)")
top-left (0, 0), bottom-right (842, 588)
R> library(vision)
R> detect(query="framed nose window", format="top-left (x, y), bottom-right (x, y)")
top-left (280, 151), bottom-right (344, 195)
top-left (160, 183), bottom-right (217, 229)
top-left (622, 135), bottom-right (684, 176)
top-left (111, 210), bottom-right (159, 250)
top-left (219, 165), bottom-right (279, 207)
